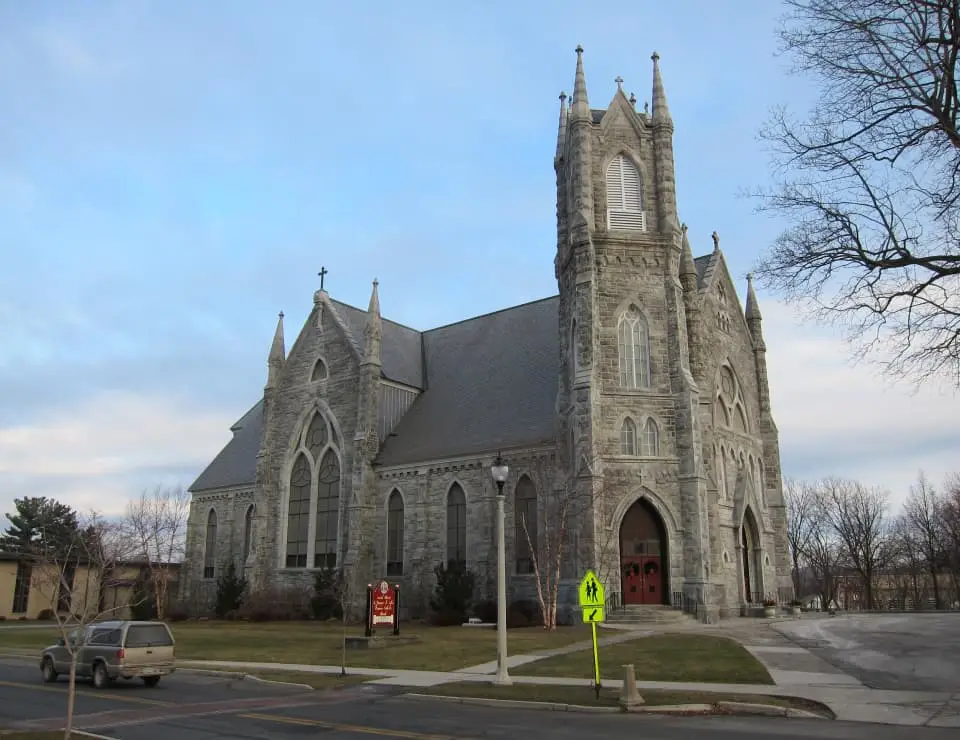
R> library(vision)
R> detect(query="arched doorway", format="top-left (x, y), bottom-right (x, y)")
top-left (619, 498), bottom-right (668, 605)
top-left (741, 507), bottom-right (762, 604)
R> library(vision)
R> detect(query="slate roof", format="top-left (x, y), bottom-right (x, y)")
top-left (189, 401), bottom-right (263, 492)
top-left (190, 253), bottom-right (716, 491)
top-left (376, 297), bottom-right (559, 466)
top-left (330, 300), bottom-right (423, 388)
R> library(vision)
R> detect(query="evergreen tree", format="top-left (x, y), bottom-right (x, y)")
top-left (0, 497), bottom-right (80, 558)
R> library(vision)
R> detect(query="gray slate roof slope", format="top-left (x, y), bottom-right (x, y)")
top-left (330, 300), bottom-right (424, 389)
top-left (189, 401), bottom-right (263, 492)
top-left (376, 297), bottom-right (560, 467)
top-left (694, 254), bottom-right (711, 288)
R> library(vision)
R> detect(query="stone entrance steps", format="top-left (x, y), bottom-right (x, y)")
top-left (605, 604), bottom-right (695, 625)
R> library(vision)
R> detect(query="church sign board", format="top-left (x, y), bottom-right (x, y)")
top-left (370, 580), bottom-right (396, 626)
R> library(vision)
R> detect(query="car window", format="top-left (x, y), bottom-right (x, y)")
top-left (124, 624), bottom-right (173, 648)
top-left (89, 628), bottom-right (122, 646)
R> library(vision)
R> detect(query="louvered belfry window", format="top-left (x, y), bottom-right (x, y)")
top-left (606, 154), bottom-right (645, 231)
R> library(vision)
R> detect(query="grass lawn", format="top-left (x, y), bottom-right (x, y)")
top-left (418, 682), bottom-right (831, 715)
top-left (516, 634), bottom-right (773, 685)
top-left (0, 621), bottom-right (592, 672)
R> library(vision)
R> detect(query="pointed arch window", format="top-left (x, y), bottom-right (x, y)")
top-left (286, 454), bottom-right (311, 568)
top-left (640, 418), bottom-right (660, 456)
top-left (571, 317), bottom-right (579, 378)
top-left (620, 417), bottom-right (638, 456)
top-left (203, 509), bottom-right (218, 579)
top-left (618, 306), bottom-right (651, 388)
top-left (606, 154), bottom-right (646, 231)
top-left (387, 490), bottom-right (404, 576)
top-left (514, 476), bottom-right (538, 575)
top-left (311, 358), bottom-right (329, 382)
top-left (314, 450), bottom-right (340, 568)
top-left (446, 484), bottom-right (467, 566)
top-left (284, 410), bottom-right (344, 570)
top-left (242, 504), bottom-right (254, 565)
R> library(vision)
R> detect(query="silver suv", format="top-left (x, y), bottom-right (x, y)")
top-left (40, 620), bottom-right (176, 689)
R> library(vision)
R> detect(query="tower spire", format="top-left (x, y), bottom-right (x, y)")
top-left (266, 311), bottom-right (285, 388)
top-left (680, 224), bottom-right (697, 285)
top-left (555, 91), bottom-right (568, 161)
top-left (651, 51), bottom-right (672, 126)
top-left (570, 45), bottom-right (590, 120)
top-left (362, 278), bottom-right (382, 366)
top-left (745, 273), bottom-right (762, 321)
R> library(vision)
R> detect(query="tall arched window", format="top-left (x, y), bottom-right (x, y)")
top-left (571, 317), bottom-right (579, 378)
top-left (617, 306), bottom-right (651, 388)
top-left (446, 483), bottom-right (467, 566)
top-left (605, 154), bottom-right (646, 230)
top-left (387, 490), bottom-right (404, 576)
top-left (286, 453), bottom-right (311, 568)
top-left (641, 418), bottom-right (660, 456)
top-left (203, 509), bottom-right (218, 579)
top-left (242, 504), bottom-right (254, 565)
top-left (620, 418), bottom-right (637, 456)
top-left (514, 476), bottom-right (538, 574)
top-left (314, 449), bottom-right (340, 568)
top-left (284, 410), bottom-right (343, 570)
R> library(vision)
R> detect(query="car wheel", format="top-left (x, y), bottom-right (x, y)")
top-left (92, 662), bottom-right (111, 689)
top-left (142, 676), bottom-right (161, 688)
top-left (41, 658), bottom-right (58, 683)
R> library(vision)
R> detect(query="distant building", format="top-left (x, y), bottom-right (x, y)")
top-left (182, 48), bottom-right (792, 622)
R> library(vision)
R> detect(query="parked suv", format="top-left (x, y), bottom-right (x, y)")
top-left (40, 620), bottom-right (176, 689)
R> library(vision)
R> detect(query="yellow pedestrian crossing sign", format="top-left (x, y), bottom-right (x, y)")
top-left (578, 569), bottom-right (605, 608)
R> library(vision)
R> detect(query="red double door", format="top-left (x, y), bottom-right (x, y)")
top-left (621, 556), bottom-right (663, 605)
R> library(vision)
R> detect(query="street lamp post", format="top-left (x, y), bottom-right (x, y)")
top-left (490, 452), bottom-right (512, 686)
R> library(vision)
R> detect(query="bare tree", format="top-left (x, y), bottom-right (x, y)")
top-left (123, 485), bottom-right (190, 619)
top-left (32, 511), bottom-right (146, 739)
top-left (941, 473), bottom-right (960, 602)
top-left (517, 455), bottom-right (620, 630)
top-left (752, 0), bottom-right (960, 387)
top-left (804, 485), bottom-right (844, 610)
top-left (783, 477), bottom-right (818, 597)
top-left (821, 477), bottom-right (892, 609)
top-left (903, 470), bottom-right (947, 606)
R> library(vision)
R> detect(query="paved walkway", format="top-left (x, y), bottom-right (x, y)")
top-left (177, 618), bottom-right (959, 728)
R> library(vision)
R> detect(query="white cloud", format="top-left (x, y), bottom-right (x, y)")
top-left (762, 298), bottom-right (960, 507)
top-left (0, 391), bottom-right (234, 517)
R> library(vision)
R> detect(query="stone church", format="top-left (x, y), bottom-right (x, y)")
top-left (181, 48), bottom-right (793, 622)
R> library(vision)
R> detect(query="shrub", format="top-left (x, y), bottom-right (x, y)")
top-left (429, 560), bottom-right (475, 625)
top-left (763, 598), bottom-right (777, 608)
top-left (130, 577), bottom-right (158, 621)
top-left (506, 599), bottom-right (540, 628)
top-left (237, 585), bottom-right (311, 621)
top-left (310, 567), bottom-right (344, 621)
top-left (215, 562), bottom-right (247, 618)
top-left (37, 609), bottom-right (55, 621)
top-left (472, 599), bottom-right (497, 623)
top-left (165, 604), bottom-right (190, 622)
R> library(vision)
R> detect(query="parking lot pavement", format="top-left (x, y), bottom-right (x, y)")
top-left (775, 613), bottom-right (960, 692)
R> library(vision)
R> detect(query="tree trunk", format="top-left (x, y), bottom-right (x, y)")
top-left (64, 653), bottom-right (78, 739)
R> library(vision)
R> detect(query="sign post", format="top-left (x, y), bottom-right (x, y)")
top-left (578, 569), bottom-right (606, 699)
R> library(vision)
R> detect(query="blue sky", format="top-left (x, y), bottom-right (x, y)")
top-left (1, 0), bottom-right (957, 520)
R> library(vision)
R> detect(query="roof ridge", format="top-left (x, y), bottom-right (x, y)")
top-left (330, 298), bottom-right (422, 334)
top-left (424, 295), bottom-right (559, 334)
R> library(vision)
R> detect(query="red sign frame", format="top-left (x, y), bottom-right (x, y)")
top-left (371, 580), bottom-right (396, 626)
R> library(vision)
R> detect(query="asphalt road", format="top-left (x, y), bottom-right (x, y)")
top-left (0, 656), bottom-right (956, 739)
top-left (774, 613), bottom-right (960, 691)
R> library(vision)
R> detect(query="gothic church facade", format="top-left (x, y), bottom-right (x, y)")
top-left (181, 49), bottom-right (793, 622)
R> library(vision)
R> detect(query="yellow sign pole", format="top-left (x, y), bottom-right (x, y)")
top-left (591, 621), bottom-right (601, 699)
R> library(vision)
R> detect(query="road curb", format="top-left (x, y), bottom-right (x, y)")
top-left (402, 692), bottom-right (832, 719)
top-left (177, 667), bottom-right (324, 692)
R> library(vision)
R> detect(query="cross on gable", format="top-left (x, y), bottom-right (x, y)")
top-left (318, 266), bottom-right (328, 291)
